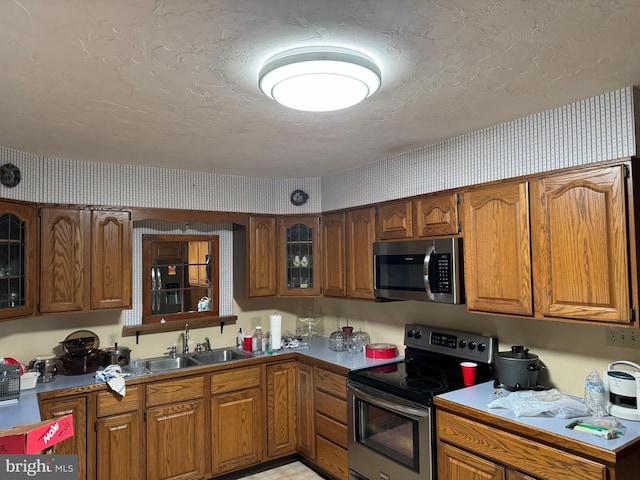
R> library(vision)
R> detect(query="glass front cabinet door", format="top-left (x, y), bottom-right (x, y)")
top-left (0, 200), bottom-right (36, 320)
top-left (278, 216), bottom-right (322, 296)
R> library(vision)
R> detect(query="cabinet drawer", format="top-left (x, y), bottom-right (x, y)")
top-left (315, 390), bottom-right (347, 424)
top-left (437, 411), bottom-right (606, 480)
top-left (211, 365), bottom-right (262, 395)
top-left (316, 412), bottom-right (347, 448)
top-left (315, 368), bottom-right (346, 399)
top-left (316, 435), bottom-right (348, 480)
top-left (146, 376), bottom-right (204, 407)
top-left (97, 386), bottom-right (140, 417)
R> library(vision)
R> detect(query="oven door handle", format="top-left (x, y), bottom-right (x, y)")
top-left (348, 383), bottom-right (430, 418)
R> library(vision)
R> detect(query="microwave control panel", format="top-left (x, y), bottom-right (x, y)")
top-left (430, 253), bottom-right (452, 293)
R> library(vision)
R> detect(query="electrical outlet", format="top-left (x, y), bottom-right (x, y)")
top-left (251, 317), bottom-right (261, 329)
top-left (107, 333), bottom-right (118, 346)
top-left (606, 327), bottom-right (640, 348)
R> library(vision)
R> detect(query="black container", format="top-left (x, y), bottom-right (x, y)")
top-left (494, 345), bottom-right (543, 390)
top-left (59, 330), bottom-right (101, 375)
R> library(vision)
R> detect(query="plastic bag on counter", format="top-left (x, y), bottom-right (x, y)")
top-left (487, 388), bottom-right (590, 418)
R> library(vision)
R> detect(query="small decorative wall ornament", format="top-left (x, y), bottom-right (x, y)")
top-left (0, 163), bottom-right (21, 188)
top-left (290, 189), bottom-right (309, 206)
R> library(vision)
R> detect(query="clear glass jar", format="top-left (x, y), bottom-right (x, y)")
top-left (354, 329), bottom-right (371, 346)
top-left (329, 330), bottom-right (346, 351)
top-left (346, 334), bottom-right (363, 354)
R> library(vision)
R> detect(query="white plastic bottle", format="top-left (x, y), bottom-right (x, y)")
top-left (237, 328), bottom-right (243, 348)
top-left (584, 369), bottom-right (607, 416)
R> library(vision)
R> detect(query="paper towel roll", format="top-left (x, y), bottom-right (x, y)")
top-left (270, 313), bottom-right (282, 350)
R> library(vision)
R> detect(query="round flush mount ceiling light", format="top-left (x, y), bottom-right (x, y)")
top-left (259, 47), bottom-right (381, 112)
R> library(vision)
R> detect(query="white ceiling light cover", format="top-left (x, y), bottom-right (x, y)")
top-left (259, 47), bottom-right (382, 112)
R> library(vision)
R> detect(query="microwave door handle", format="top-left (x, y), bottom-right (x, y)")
top-left (423, 244), bottom-right (436, 301)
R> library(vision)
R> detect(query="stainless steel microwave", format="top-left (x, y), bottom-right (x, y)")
top-left (373, 238), bottom-right (464, 304)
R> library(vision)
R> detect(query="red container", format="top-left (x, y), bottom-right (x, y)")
top-left (365, 343), bottom-right (398, 359)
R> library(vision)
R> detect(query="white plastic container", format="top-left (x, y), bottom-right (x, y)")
top-left (20, 371), bottom-right (39, 390)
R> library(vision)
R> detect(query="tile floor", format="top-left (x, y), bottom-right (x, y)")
top-left (238, 461), bottom-right (327, 479)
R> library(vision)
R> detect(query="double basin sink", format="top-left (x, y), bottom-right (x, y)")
top-left (144, 348), bottom-right (253, 373)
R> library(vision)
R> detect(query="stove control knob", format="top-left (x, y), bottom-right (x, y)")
top-left (414, 330), bottom-right (422, 339)
top-left (458, 339), bottom-right (467, 348)
top-left (468, 341), bottom-right (477, 351)
top-left (407, 330), bottom-right (414, 338)
top-left (478, 343), bottom-right (486, 352)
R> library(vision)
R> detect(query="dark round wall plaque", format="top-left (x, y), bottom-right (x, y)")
top-left (0, 163), bottom-right (21, 188)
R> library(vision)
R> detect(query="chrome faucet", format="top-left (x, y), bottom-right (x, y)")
top-left (183, 323), bottom-right (190, 354)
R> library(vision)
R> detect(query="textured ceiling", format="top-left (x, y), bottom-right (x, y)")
top-left (1, 0), bottom-right (640, 179)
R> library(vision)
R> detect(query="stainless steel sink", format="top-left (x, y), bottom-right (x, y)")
top-left (144, 348), bottom-right (253, 373)
top-left (145, 355), bottom-right (197, 373)
top-left (190, 348), bottom-right (253, 365)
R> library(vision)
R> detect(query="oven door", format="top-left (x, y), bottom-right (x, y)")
top-left (347, 381), bottom-right (433, 480)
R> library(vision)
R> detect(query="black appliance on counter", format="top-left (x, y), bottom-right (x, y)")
top-left (347, 324), bottom-right (497, 480)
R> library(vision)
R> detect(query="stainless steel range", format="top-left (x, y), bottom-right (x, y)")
top-left (347, 324), bottom-right (497, 480)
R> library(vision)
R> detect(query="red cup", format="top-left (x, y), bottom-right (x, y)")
top-left (460, 362), bottom-right (477, 386)
top-left (243, 335), bottom-right (253, 352)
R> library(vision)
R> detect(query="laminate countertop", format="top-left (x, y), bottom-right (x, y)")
top-left (436, 380), bottom-right (640, 452)
top-left (0, 336), bottom-right (402, 431)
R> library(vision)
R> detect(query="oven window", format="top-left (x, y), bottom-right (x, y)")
top-left (354, 397), bottom-right (419, 471)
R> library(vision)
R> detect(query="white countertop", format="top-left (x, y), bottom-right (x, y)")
top-left (0, 336), bottom-right (402, 431)
top-left (436, 380), bottom-right (640, 452)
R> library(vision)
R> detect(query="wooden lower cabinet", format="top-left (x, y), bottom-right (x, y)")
top-left (266, 361), bottom-right (297, 458)
top-left (438, 442), bottom-right (504, 480)
top-left (36, 358), bottom-right (355, 480)
top-left (296, 361), bottom-right (315, 460)
top-left (40, 396), bottom-right (89, 480)
top-left (95, 387), bottom-right (143, 480)
top-left (314, 366), bottom-right (348, 480)
top-left (96, 412), bottom-right (142, 480)
top-left (437, 410), bottom-right (607, 480)
top-left (211, 365), bottom-right (263, 475)
top-left (146, 377), bottom-right (207, 480)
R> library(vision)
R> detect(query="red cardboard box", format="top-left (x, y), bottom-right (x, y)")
top-left (0, 414), bottom-right (74, 454)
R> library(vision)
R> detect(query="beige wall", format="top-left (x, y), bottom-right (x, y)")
top-left (315, 297), bottom-right (640, 397)
top-left (2, 296), bottom-right (640, 397)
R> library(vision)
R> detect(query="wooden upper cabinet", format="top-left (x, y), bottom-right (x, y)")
top-left (376, 194), bottom-right (460, 240)
top-left (376, 199), bottom-right (413, 240)
top-left (346, 207), bottom-right (376, 300)
top-left (322, 212), bottom-right (347, 297)
top-left (0, 200), bottom-right (37, 321)
top-left (248, 215), bottom-right (277, 297)
top-left (40, 207), bottom-right (132, 313)
top-left (40, 208), bottom-right (88, 313)
top-left (415, 192), bottom-right (460, 237)
top-left (278, 216), bottom-right (322, 296)
top-left (463, 182), bottom-right (533, 316)
top-left (531, 166), bottom-right (631, 323)
top-left (91, 210), bottom-right (132, 310)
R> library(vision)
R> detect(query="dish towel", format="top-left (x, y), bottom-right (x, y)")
top-left (95, 365), bottom-right (130, 396)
